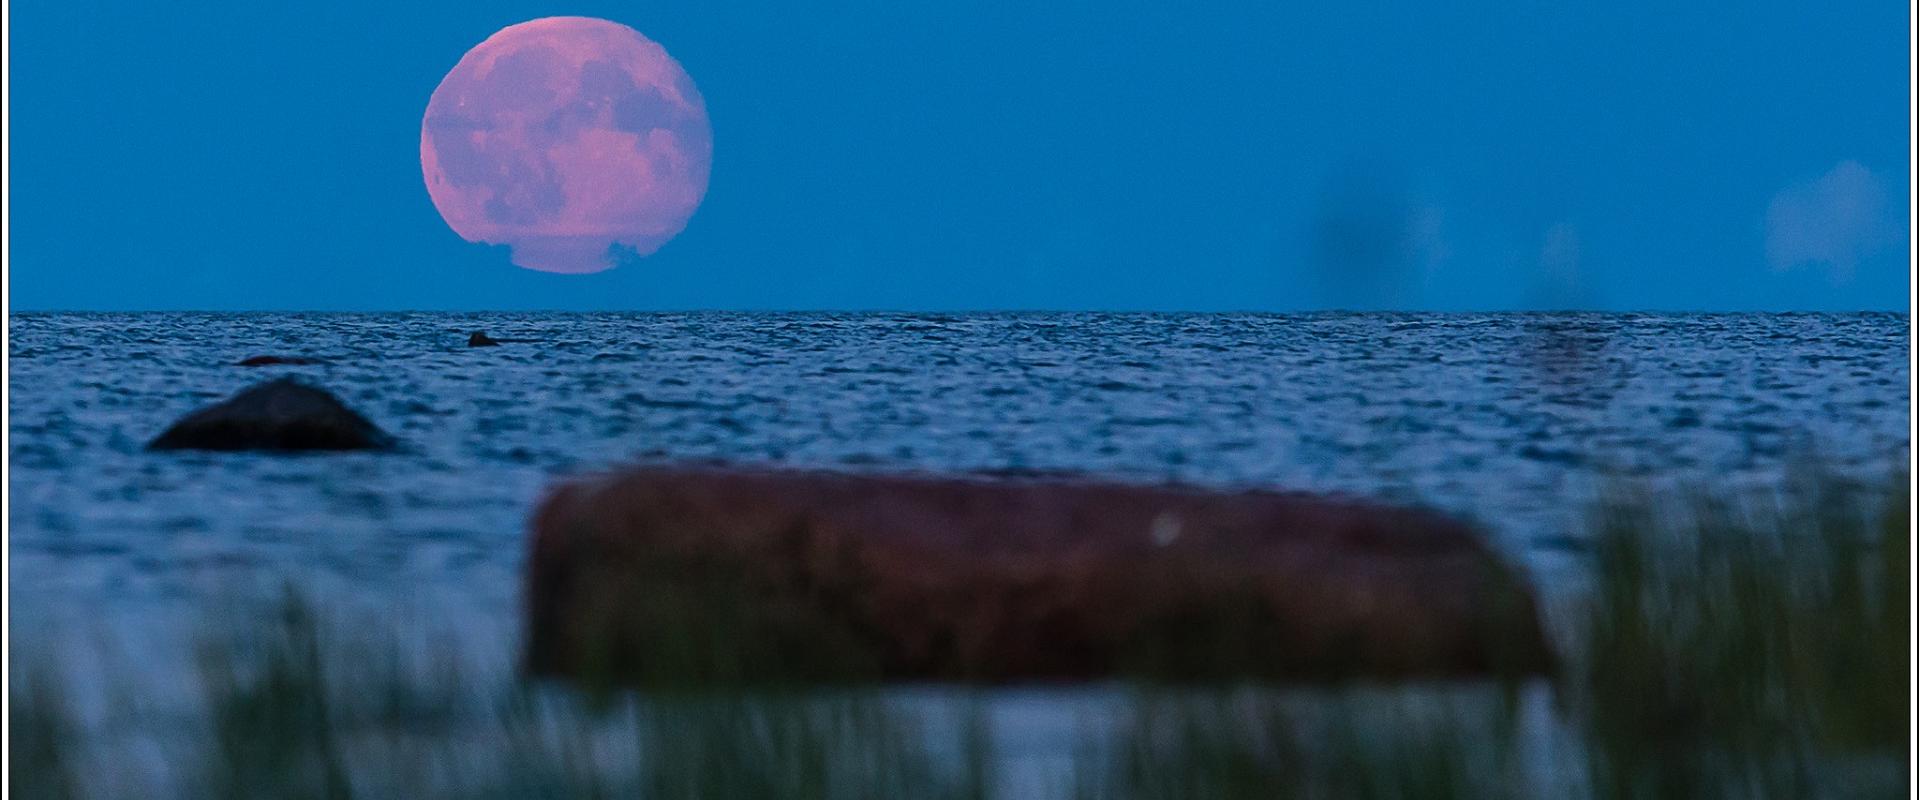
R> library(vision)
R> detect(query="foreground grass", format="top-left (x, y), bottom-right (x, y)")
top-left (10, 474), bottom-right (1910, 799)
top-left (1574, 472), bottom-right (1910, 798)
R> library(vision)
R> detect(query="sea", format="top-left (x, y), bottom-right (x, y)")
top-left (6, 311), bottom-right (1911, 653)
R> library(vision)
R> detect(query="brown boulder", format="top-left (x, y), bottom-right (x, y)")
top-left (524, 467), bottom-right (1554, 687)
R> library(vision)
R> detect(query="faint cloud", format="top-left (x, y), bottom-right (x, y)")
top-left (1410, 205), bottom-right (1449, 276)
top-left (1306, 161), bottom-right (1445, 308)
top-left (1764, 161), bottom-right (1895, 280)
top-left (1535, 222), bottom-right (1583, 308)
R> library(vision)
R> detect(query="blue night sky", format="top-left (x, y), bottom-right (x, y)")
top-left (9, 1), bottom-right (1912, 311)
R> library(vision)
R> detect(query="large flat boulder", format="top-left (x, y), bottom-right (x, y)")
top-left (524, 467), bottom-right (1554, 686)
top-left (148, 377), bottom-right (394, 452)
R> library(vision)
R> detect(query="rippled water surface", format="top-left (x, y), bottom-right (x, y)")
top-left (8, 312), bottom-right (1910, 634)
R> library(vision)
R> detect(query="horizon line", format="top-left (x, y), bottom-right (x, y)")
top-left (5, 307), bottom-right (1911, 315)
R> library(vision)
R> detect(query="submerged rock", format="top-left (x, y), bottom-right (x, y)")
top-left (234, 355), bottom-right (324, 367)
top-left (524, 467), bottom-right (1555, 686)
top-left (147, 377), bottom-right (394, 452)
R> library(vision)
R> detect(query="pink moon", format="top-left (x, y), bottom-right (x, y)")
top-left (421, 17), bottom-right (712, 274)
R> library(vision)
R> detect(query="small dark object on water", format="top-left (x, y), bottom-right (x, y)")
top-left (147, 377), bottom-right (394, 452)
top-left (234, 355), bottom-right (324, 367)
top-left (469, 331), bottom-right (538, 346)
top-left (525, 467), bottom-right (1556, 686)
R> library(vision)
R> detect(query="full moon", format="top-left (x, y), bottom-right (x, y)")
top-left (421, 17), bottom-right (712, 274)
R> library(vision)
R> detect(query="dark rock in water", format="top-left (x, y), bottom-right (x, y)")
top-left (147, 377), bottom-right (394, 452)
top-left (234, 355), bottom-right (324, 367)
top-left (524, 467), bottom-right (1555, 686)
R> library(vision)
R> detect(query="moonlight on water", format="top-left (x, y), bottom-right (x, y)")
top-left (421, 17), bottom-right (712, 274)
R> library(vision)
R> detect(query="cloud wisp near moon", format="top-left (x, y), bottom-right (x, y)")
top-left (1763, 160), bottom-right (1894, 282)
top-left (421, 17), bottom-right (712, 274)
